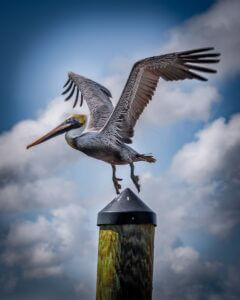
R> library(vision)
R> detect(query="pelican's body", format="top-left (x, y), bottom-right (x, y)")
top-left (66, 130), bottom-right (142, 165)
top-left (27, 47), bottom-right (220, 194)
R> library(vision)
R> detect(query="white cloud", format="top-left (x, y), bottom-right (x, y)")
top-left (0, 96), bottom-right (92, 212)
top-left (162, 0), bottom-right (240, 76)
top-left (0, 177), bottom-right (77, 212)
top-left (102, 0), bottom-right (240, 128)
top-left (138, 112), bottom-right (240, 298)
top-left (103, 57), bottom-right (220, 127)
top-left (143, 82), bottom-right (220, 126)
top-left (169, 246), bottom-right (199, 274)
top-left (0, 96), bottom-right (89, 175)
top-left (0, 95), bottom-right (100, 295)
top-left (102, 5), bottom-right (227, 128)
top-left (0, 1), bottom-right (240, 299)
top-left (157, 114), bottom-right (240, 238)
top-left (2, 204), bottom-right (89, 279)
top-left (171, 114), bottom-right (240, 184)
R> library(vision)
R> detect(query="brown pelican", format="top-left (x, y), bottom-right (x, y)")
top-left (27, 47), bottom-right (220, 194)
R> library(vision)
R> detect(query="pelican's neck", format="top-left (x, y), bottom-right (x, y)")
top-left (65, 126), bottom-right (86, 149)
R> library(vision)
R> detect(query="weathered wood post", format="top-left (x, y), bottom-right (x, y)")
top-left (96, 188), bottom-right (157, 300)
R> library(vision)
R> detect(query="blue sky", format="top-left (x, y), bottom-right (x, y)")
top-left (0, 0), bottom-right (240, 299)
top-left (0, 0), bottom-right (216, 132)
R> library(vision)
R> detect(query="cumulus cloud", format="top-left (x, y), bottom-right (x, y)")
top-left (138, 114), bottom-right (240, 299)
top-left (0, 96), bottom-right (100, 298)
top-left (171, 114), bottom-right (240, 184)
top-left (102, 6), bottom-right (227, 128)
top-left (171, 114), bottom-right (240, 238)
top-left (103, 59), bottom-right (220, 127)
top-left (0, 96), bottom-right (89, 177)
top-left (0, 1), bottom-right (239, 299)
top-left (162, 0), bottom-right (240, 76)
top-left (103, 0), bottom-right (240, 128)
top-left (141, 115), bottom-right (240, 241)
top-left (142, 167), bottom-right (240, 299)
top-left (143, 82), bottom-right (220, 126)
top-left (153, 252), bottom-right (240, 300)
top-left (168, 246), bottom-right (200, 274)
top-left (1, 204), bottom-right (88, 279)
top-left (0, 97), bottom-right (91, 212)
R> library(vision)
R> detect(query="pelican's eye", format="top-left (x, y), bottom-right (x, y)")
top-left (66, 118), bottom-right (72, 123)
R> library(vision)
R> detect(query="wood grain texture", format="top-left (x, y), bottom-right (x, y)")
top-left (96, 224), bottom-right (155, 300)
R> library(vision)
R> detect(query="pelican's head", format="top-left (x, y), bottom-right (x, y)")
top-left (26, 114), bottom-right (87, 149)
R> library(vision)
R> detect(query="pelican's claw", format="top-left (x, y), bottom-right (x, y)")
top-left (130, 163), bottom-right (141, 193)
top-left (132, 175), bottom-right (140, 193)
top-left (113, 177), bottom-right (122, 194)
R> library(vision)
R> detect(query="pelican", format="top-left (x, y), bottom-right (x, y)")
top-left (27, 47), bottom-right (220, 194)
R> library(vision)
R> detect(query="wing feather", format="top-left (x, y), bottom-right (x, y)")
top-left (73, 88), bottom-right (79, 108)
top-left (62, 72), bottom-right (113, 130)
top-left (101, 47), bottom-right (220, 143)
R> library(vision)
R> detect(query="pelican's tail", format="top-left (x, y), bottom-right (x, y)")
top-left (136, 154), bottom-right (156, 163)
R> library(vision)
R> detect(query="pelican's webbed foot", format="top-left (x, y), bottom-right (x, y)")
top-left (111, 164), bottom-right (122, 194)
top-left (130, 163), bottom-right (140, 193)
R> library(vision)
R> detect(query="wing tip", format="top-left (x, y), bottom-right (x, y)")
top-left (179, 47), bottom-right (216, 56)
top-left (68, 71), bottom-right (75, 78)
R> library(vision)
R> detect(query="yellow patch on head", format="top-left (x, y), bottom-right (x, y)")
top-left (67, 114), bottom-right (86, 124)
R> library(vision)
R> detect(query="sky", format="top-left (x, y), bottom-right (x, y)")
top-left (0, 0), bottom-right (240, 299)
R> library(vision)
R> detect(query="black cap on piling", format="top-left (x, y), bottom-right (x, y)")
top-left (97, 188), bottom-right (157, 226)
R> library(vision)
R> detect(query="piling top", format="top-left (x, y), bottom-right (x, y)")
top-left (97, 188), bottom-right (157, 226)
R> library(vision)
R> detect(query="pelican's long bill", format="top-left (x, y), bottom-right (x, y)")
top-left (26, 122), bottom-right (73, 149)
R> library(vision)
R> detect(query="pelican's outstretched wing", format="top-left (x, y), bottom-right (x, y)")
top-left (62, 72), bottom-right (113, 130)
top-left (101, 47), bottom-right (220, 143)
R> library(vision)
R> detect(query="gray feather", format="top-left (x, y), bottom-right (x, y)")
top-left (73, 88), bottom-right (79, 108)
top-left (65, 84), bottom-right (76, 101)
top-left (80, 93), bottom-right (83, 107)
top-left (101, 47), bottom-right (220, 143)
top-left (62, 81), bottom-right (73, 95)
top-left (65, 72), bottom-right (114, 130)
top-left (63, 78), bottom-right (71, 88)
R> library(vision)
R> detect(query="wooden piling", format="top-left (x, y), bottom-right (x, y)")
top-left (96, 188), bottom-right (157, 300)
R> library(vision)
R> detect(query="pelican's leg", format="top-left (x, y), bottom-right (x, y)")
top-left (130, 163), bottom-right (140, 193)
top-left (111, 164), bottom-right (122, 194)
